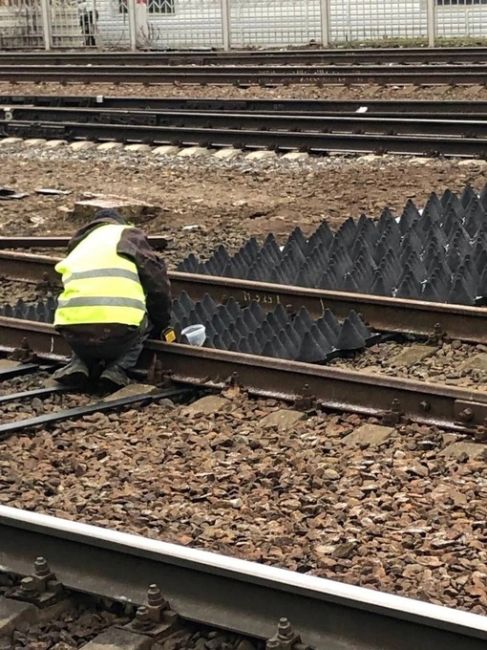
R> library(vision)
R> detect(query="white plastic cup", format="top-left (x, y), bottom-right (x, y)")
top-left (181, 324), bottom-right (206, 347)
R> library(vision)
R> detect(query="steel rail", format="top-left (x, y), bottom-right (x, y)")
top-left (1, 505), bottom-right (486, 650)
top-left (1, 252), bottom-right (486, 344)
top-left (2, 46), bottom-right (487, 64)
top-left (0, 315), bottom-right (486, 430)
top-left (0, 236), bottom-right (169, 250)
top-left (3, 95), bottom-right (487, 116)
top-left (2, 66), bottom-right (487, 85)
top-left (2, 118), bottom-right (487, 157)
top-left (3, 105), bottom-right (487, 140)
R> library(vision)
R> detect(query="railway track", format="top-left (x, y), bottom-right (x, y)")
top-left (2, 46), bottom-right (487, 65)
top-left (1, 252), bottom-right (487, 431)
top-left (2, 105), bottom-right (487, 156)
top-left (1, 249), bottom-right (486, 345)
top-left (2, 63), bottom-right (487, 85)
top-left (3, 94), bottom-right (487, 118)
top-left (4, 104), bottom-right (487, 139)
top-left (1, 505), bottom-right (486, 649)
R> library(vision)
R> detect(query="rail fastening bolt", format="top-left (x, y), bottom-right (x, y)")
top-left (277, 617), bottom-right (293, 640)
top-left (133, 605), bottom-right (152, 630)
top-left (266, 640), bottom-right (280, 649)
top-left (459, 408), bottom-right (474, 423)
top-left (34, 556), bottom-right (50, 577)
top-left (20, 576), bottom-right (37, 594)
top-left (147, 583), bottom-right (165, 608)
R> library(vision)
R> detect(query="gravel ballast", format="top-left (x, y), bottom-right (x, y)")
top-left (330, 340), bottom-right (487, 390)
top-left (3, 81), bottom-right (487, 101)
top-left (0, 391), bottom-right (486, 615)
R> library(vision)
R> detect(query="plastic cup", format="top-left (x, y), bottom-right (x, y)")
top-left (181, 324), bottom-right (206, 347)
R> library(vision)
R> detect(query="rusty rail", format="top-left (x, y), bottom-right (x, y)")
top-left (0, 251), bottom-right (486, 344)
top-left (0, 315), bottom-right (486, 431)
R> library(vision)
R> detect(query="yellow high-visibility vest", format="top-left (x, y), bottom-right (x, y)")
top-left (54, 224), bottom-right (146, 327)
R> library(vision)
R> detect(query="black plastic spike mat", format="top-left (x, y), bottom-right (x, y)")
top-left (0, 294), bottom-right (379, 364)
top-left (178, 184), bottom-right (487, 307)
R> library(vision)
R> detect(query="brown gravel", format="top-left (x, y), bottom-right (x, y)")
top-left (4, 603), bottom-right (131, 650)
top-left (1, 391), bottom-right (486, 615)
top-left (4, 81), bottom-right (487, 101)
top-left (0, 145), bottom-right (486, 268)
top-left (0, 370), bottom-right (52, 396)
top-left (0, 389), bottom-right (91, 425)
top-left (330, 340), bottom-right (487, 390)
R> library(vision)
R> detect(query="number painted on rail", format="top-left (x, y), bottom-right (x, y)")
top-left (242, 291), bottom-right (281, 305)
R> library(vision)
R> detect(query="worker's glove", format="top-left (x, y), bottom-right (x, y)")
top-left (161, 327), bottom-right (177, 343)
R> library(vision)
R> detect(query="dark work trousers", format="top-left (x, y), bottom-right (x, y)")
top-left (57, 316), bottom-right (151, 375)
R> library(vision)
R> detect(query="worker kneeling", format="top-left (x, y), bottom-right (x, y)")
top-left (52, 209), bottom-right (171, 391)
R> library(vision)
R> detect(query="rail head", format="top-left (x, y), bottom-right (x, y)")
top-left (0, 505), bottom-right (486, 649)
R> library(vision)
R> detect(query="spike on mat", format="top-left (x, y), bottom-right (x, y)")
top-left (176, 183), bottom-right (487, 307)
top-left (0, 295), bottom-right (379, 365)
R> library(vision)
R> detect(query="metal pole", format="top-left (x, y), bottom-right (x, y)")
top-left (427, 0), bottom-right (436, 47)
top-left (220, 0), bottom-right (231, 51)
top-left (39, 0), bottom-right (52, 50)
top-left (128, 0), bottom-right (137, 50)
top-left (319, 0), bottom-right (330, 48)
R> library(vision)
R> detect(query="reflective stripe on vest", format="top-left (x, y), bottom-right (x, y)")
top-left (54, 224), bottom-right (146, 327)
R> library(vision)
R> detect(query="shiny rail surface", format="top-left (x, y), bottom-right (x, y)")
top-left (1, 506), bottom-right (486, 649)
top-left (0, 251), bottom-right (486, 344)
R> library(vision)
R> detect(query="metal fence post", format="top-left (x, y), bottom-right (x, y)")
top-left (39, 0), bottom-right (52, 50)
top-left (220, 0), bottom-right (231, 50)
top-left (427, 0), bottom-right (436, 47)
top-left (128, 0), bottom-right (137, 50)
top-left (319, 0), bottom-right (330, 48)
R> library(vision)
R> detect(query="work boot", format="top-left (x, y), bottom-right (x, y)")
top-left (51, 357), bottom-right (89, 389)
top-left (99, 364), bottom-right (130, 392)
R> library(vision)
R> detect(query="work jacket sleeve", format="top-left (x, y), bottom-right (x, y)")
top-left (117, 228), bottom-right (172, 334)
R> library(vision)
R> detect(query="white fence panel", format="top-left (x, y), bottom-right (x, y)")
top-left (0, 0), bottom-right (45, 49)
top-left (329, 0), bottom-right (427, 42)
top-left (229, 0), bottom-right (321, 48)
top-left (94, 0), bottom-right (131, 48)
top-left (145, 0), bottom-right (223, 49)
top-left (3, 0), bottom-right (487, 52)
top-left (436, 1), bottom-right (487, 39)
top-left (49, 0), bottom-right (85, 47)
